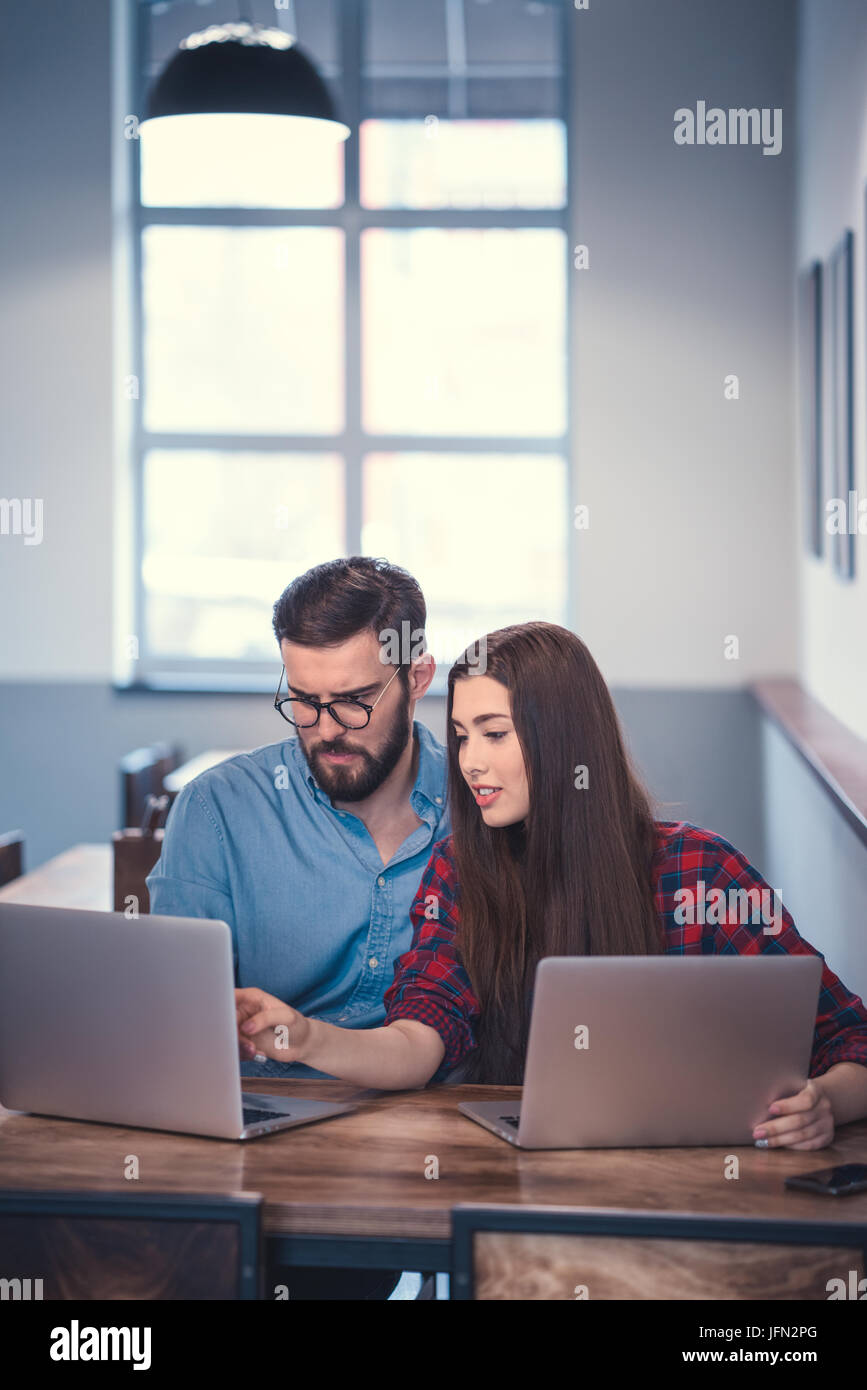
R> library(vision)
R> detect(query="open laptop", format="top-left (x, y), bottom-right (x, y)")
top-left (459, 954), bottom-right (824, 1148)
top-left (0, 903), bottom-right (355, 1140)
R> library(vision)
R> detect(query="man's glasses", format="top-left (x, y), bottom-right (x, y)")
top-left (274, 663), bottom-right (405, 729)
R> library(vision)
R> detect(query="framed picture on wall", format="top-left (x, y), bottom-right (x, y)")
top-left (797, 260), bottom-right (822, 557)
top-left (828, 228), bottom-right (855, 579)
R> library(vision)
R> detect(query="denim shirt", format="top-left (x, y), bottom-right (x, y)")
top-left (146, 720), bottom-right (450, 1079)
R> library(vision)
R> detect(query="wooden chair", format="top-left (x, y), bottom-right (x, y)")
top-left (0, 831), bottom-right (24, 887)
top-left (0, 1190), bottom-right (263, 1299)
top-left (451, 1204), bottom-right (867, 1300)
top-left (113, 793), bottom-right (170, 915)
top-left (119, 743), bottom-right (183, 829)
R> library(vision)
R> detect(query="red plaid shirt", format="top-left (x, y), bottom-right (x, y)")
top-left (383, 821), bottom-right (867, 1085)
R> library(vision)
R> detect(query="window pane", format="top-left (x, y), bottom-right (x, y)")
top-left (144, 450), bottom-right (344, 660)
top-left (143, 226), bottom-right (344, 434)
top-left (362, 229), bottom-right (566, 435)
top-left (362, 452), bottom-right (567, 668)
top-left (463, 0), bottom-right (561, 65)
top-left (361, 119), bottom-right (565, 208)
top-left (365, 0), bottom-right (447, 66)
top-left (140, 114), bottom-right (344, 209)
top-left (362, 0), bottom-right (562, 118)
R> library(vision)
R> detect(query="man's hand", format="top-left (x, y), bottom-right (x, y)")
top-left (234, 987), bottom-right (312, 1064)
top-left (752, 1078), bottom-right (835, 1149)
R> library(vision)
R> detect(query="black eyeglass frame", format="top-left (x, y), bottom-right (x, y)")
top-left (273, 662), bottom-right (406, 728)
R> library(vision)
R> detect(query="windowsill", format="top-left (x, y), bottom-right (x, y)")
top-left (112, 677), bottom-right (450, 700)
top-left (751, 679), bottom-right (867, 848)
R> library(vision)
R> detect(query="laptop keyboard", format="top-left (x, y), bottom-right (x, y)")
top-left (243, 1105), bottom-right (289, 1127)
top-left (500, 1115), bottom-right (521, 1128)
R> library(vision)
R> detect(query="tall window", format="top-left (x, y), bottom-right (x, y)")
top-left (131, 0), bottom-right (571, 690)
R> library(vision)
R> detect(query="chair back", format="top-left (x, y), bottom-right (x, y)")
top-left (0, 1189), bottom-right (263, 1299)
top-left (0, 831), bottom-right (24, 888)
top-left (119, 743), bottom-right (182, 829)
top-left (452, 1204), bottom-right (867, 1300)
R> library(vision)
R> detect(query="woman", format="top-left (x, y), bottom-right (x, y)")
top-left (238, 622), bottom-right (867, 1149)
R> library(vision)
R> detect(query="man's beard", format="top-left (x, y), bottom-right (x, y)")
top-left (301, 685), bottom-right (413, 802)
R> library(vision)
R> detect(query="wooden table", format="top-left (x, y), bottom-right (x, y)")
top-left (2, 1080), bottom-right (866, 1275)
top-left (0, 845), bottom-right (111, 910)
top-left (3, 849), bottom-right (867, 1286)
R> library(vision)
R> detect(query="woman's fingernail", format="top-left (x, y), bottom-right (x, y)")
top-left (753, 1128), bottom-right (766, 1139)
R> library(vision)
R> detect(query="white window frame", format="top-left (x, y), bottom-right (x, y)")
top-left (113, 0), bottom-right (574, 693)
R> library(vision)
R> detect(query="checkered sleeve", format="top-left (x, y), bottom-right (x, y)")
top-left (684, 827), bottom-right (867, 1078)
top-left (383, 836), bottom-right (480, 1084)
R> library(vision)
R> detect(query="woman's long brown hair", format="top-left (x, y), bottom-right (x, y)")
top-left (447, 622), bottom-right (665, 1085)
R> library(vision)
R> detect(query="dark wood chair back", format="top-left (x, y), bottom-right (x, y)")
top-left (452, 1204), bottom-right (867, 1300)
top-left (113, 792), bottom-right (172, 915)
top-left (0, 1189), bottom-right (263, 1299)
top-left (119, 743), bottom-right (183, 829)
top-left (0, 830), bottom-right (24, 887)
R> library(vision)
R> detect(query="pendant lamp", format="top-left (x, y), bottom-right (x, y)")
top-left (142, 21), bottom-right (349, 141)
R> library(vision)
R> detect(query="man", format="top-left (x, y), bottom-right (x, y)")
top-left (147, 555), bottom-right (450, 1298)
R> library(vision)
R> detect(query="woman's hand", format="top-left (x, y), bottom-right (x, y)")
top-left (753, 1078), bottom-right (834, 1149)
top-left (235, 986), bottom-right (312, 1064)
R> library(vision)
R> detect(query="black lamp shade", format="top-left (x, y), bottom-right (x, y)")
top-left (146, 32), bottom-right (346, 129)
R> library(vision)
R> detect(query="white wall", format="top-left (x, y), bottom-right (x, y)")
top-left (1, 0), bottom-right (799, 693)
top-left (796, 0), bottom-right (867, 741)
top-left (571, 0), bottom-right (798, 687)
top-left (0, 0), bottom-right (783, 870)
top-left (0, 0), bottom-right (114, 680)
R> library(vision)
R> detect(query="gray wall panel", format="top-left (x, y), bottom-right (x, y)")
top-left (0, 685), bottom-right (763, 873)
top-left (761, 718), bottom-right (867, 1000)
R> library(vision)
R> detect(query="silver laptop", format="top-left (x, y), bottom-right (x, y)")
top-left (459, 954), bottom-right (823, 1148)
top-left (0, 903), bottom-right (355, 1140)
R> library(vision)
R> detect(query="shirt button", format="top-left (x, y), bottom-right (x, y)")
top-left (435, 795), bottom-right (442, 805)
top-left (369, 957), bottom-right (379, 970)
top-left (377, 875), bottom-right (386, 887)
